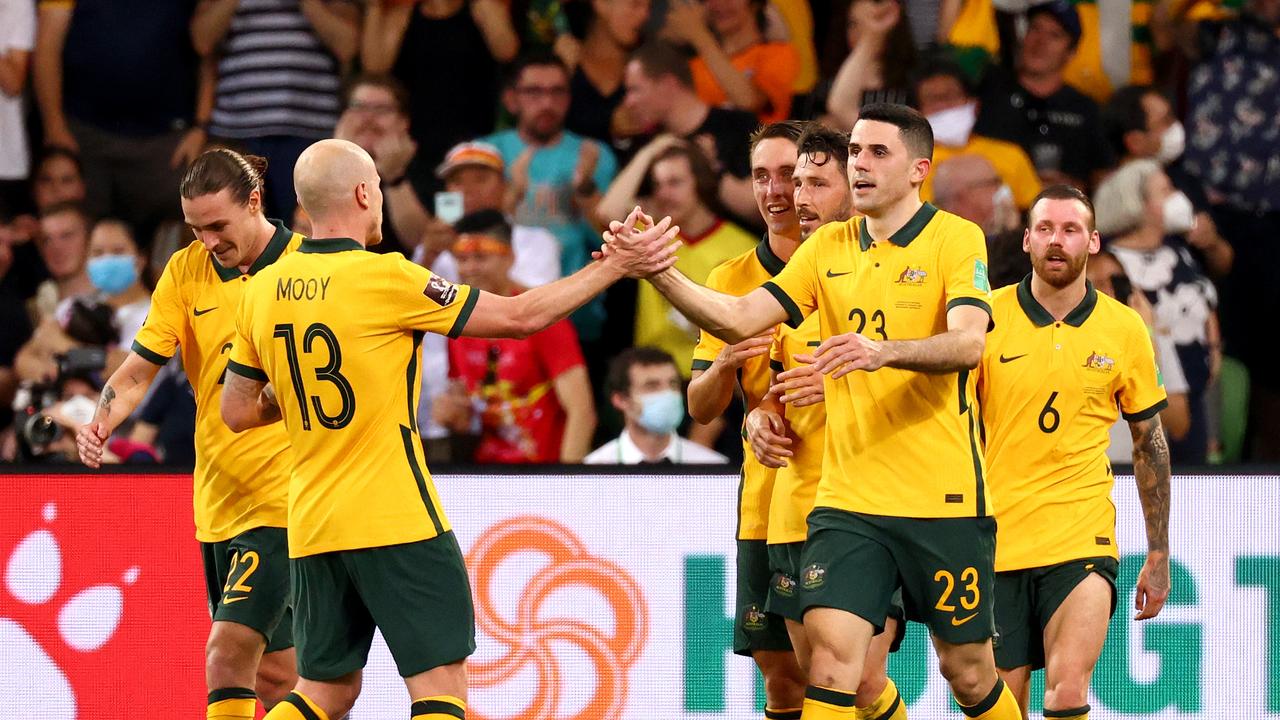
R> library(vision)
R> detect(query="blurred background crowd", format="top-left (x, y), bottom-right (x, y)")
top-left (0, 0), bottom-right (1275, 467)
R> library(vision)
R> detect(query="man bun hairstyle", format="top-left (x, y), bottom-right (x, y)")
top-left (180, 147), bottom-right (268, 206)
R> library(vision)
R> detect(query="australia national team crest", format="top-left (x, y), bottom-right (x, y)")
top-left (895, 266), bottom-right (927, 285)
top-left (423, 274), bottom-right (459, 306)
top-left (742, 604), bottom-right (769, 632)
top-left (774, 573), bottom-right (797, 598)
top-left (1083, 351), bottom-right (1117, 373)
top-left (801, 563), bottom-right (826, 590)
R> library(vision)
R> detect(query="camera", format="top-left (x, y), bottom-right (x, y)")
top-left (13, 346), bottom-right (107, 462)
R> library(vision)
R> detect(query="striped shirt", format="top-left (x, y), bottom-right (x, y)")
top-left (210, 0), bottom-right (345, 139)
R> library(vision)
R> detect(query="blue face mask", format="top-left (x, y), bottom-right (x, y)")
top-left (86, 254), bottom-right (138, 296)
top-left (637, 389), bottom-right (685, 434)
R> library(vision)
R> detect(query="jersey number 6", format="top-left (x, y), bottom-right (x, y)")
top-left (273, 322), bottom-right (356, 431)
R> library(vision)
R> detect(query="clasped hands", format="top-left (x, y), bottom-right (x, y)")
top-left (594, 206), bottom-right (683, 279)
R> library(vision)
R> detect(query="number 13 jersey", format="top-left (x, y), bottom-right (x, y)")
top-left (228, 238), bottom-right (478, 558)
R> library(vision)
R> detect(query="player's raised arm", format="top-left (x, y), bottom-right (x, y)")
top-left (75, 352), bottom-right (163, 468)
top-left (1129, 413), bottom-right (1172, 620)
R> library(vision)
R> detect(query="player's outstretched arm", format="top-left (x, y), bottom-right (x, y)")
top-left (221, 372), bottom-right (282, 433)
top-left (647, 270), bottom-right (787, 345)
top-left (812, 303), bottom-right (988, 378)
top-left (1129, 414), bottom-right (1172, 620)
top-left (76, 352), bottom-right (163, 468)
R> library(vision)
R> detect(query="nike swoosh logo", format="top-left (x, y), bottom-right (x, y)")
top-left (222, 595), bottom-right (249, 604)
top-left (194, 307), bottom-right (218, 316)
top-left (951, 612), bottom-right (979, 626)
top-left (826, 269), bottom-right (851, 277)
top-left (998, 353), bottom-right (1028, 363)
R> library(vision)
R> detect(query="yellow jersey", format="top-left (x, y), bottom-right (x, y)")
top-left (763, 203), bottom-right (994, 518)
top-left (925, 136), bottom-right (1043, 211)
top-left (227, 238), bottom-right (478, 558)
top-left (766, 311), bottom-right (823, 544)
top-left (691, 238), bottom-right (787, 540)
top-left (131, 220), bottom-right (301, 543)
top-left (636, 219), bottom-right (756, 380)
top-left (979, 277), bottom-right (1167, 571)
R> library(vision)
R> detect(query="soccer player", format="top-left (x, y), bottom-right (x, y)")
top-left (219, 139), bottom-right (677, 720)
top-left (977, 185), bottom-right (1172, 719)
top-left (687, 120), bottom-right (807, 720)
top-left (604, 103), bottom-right (1023, 719)
top-left (747, 124), bottom-right (908, 720)
top-left (75, 148), bottom-right (302, 719)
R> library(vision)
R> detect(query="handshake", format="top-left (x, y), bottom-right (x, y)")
top-left (593, 206), bottom-right (684, 279)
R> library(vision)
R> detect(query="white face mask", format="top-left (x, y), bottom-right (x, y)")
top-left (1162, 191), bottom-right (1196, 235)
top-left (1157, 122), bottom-right (1185, 165)
top-left (927, 101), bottom-right (978, 148)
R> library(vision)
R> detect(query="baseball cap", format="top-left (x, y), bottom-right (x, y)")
top-left (436, 141), bottom-right (505, 179)
top-left (1027, 0), bottom-right (1082, 46)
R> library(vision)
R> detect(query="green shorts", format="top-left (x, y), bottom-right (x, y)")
top-left (993, 556), bottom-right (1119, 670)
top-left (768, 540), bottom-right (906, 651)
top-left (734, 539), bottom-right (793, 656)
top-left (291, 531), bottom-right (476, 680)
top-left (201, 526), bottom-right (293, 652)
top-left (799, 509), bottom-right (997, 645)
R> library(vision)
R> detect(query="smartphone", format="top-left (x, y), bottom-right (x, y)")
top-left (1111, 273), bottom-right (1133, 303)
top-left (434, 191), bottom-right (464, 225)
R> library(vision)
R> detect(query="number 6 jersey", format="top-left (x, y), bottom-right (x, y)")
top-left (228, 238), bottom-right (478, 558)
top-left (978, 276), bottom-right (1167, 571)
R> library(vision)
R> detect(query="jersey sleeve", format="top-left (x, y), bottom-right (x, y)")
top-left (388, 255), bottom-right (478, 338)
top-left (131, 253), bottom-right (187, 366)
top-left (768, 325), bottom-right (786, 374)
top-left (761, 230), bottom-right (820, 329)
top-left (938, 218), bottom-right (994, 321)
top-left (226, 291), bottom-right (266, 382)
top-left (1119, 319), bottom-right (1170, 421)
top-left (691, 264), bottom-right (732, 372)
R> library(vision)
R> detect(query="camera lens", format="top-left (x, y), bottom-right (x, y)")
top-left (22, 413), bottom-right (61, 447)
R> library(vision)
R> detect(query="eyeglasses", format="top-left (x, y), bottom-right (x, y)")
top-left (514, 86), bottom-right (570, 99)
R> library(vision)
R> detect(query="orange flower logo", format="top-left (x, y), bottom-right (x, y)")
top-left (466, 516), bottom-right (648, 720)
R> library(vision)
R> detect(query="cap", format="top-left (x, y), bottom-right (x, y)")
top-left (1027, 0), bottom-right (1082, 46)
top-left (436, 141), bottom-right (505, 179)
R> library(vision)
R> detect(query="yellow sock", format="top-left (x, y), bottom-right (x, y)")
top-left (765, 706), bottom-right (803, 719)
top-left (411, 694), bottom-right (466, 719)
top-left (1044, 706), bottom-right (1090, 720)
top-left (957, 678), bottom-right (1021, 719)
top-left (263, 691), bottom-right (330, 720)
top-left (855, 678), bottom-right (908, 720)
top-left (802, 685), bottom-right (858, 719)
top-left (207, 687), bottom-right (257, 720)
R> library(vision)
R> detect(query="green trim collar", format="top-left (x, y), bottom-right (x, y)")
top-left (754, 235), bottom-right (787, 276)
top-left (1016, 274), bottom-right (1098, 327)
top-left (300, 237), bottom-right (364, 254)
top-left (212, 218), bottom-right (295, 282)
top-left (858, 202), bottom-right (938, 251)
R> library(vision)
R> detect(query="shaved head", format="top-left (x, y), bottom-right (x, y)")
top-left (294, 139), bottom-right (383, 245)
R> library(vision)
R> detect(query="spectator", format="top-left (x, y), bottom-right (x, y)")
top-left (33, 202), bottom-right (93, 320)
top-left (565, 0), bottom-right (650, 148)
top-left (85, 218), bottom-right (151, 350)
top-left (824, 0), bottom-right (917, 128)
top-left (932, 153), bottom-right (1027, 289)
top-left (914, 56), bottom-right (1042, 211)
top-left (191, 0), bottom-right (360, 219)
top-left (603, 141), bottom-right (755, 375)
top-left (32, 147), bottom-right (85, 214)
top-left (362, 0), bottom-right (519, 193)
top-left (1101, 84), bottom-right (1232, 278)
top-left (0, 0), bottom-right (34, 215)
top-left (129, 357), bottom-right (197, 466)
top-left (487, 53), bottom-right (619, 339)
top-left (1095, 159), bottom-right (1218, 464)
top-left (586, 346), bottom-right (728, 463)
top-left (33, 0), bottom-right (208, 241)
top-left (619, 41), bottom-right (758, 220)
top-left (0, 219), bottom-right (35, 427)
top-left (660, 0), bottom-right (799, 123)
top-left (433, 210), bottom-right (597, 463)
top-left (974, 0), bottom-right (1114, 188)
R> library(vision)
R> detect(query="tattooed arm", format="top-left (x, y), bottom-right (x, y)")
top-left (1129, 414), bottom-right (1172, 620)
top-left (220, 370), bottom-right (281, 433)
top-left (76, 352), bottom-right (163, 468)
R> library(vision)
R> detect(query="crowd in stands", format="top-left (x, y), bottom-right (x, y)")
top-left (0, 0), bottom-right (1276, 466)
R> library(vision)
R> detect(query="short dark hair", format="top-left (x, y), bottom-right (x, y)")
top-left (507, 51), bottom-right (571, 88)
top-left (1028, 183), bottom-right (1096, 233)
top-left (607, 347), bottom-right (677, 397)
top-left (344, 73), bottom-right (410, 115)
top-left (1101, 85), bottom-right (1155, 159)
top-left (36, 146), bottom-right (83, 176)
top-left (749, 120), bottom-right (807, 161)
top-left (797, 124), bottom-right (849, 168)
top-left (180, 148), bottom-right (268, 206)
top-left (856, 103), bottom-right (934, 161)
top-left (40, 200), bottom-right (90, 226)
top-left (453, 209), bottom-right (512, 244)
top-left (911, 55), bottom-right (974, 100)
top-left (630, 42), bottom-right (694, 89)
top-left (640, 143), bottom-right (722, 215)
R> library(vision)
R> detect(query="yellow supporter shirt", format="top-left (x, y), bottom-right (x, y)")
top-left (763, 203), bottom-right (995, 519)
top-left (691, 238), bottom-right (788, 540)
top-left (925, 135), bottom-right (1043, 211)
top-left (636, 219), bottom-right (756, 380)
top-left (131, 220), bottom-right (301, 543)
top-left (979, 277), bottom-right (1167, 571)
top-left (766, 312), bottom-right (823, 545)
top-left (227, 238), bottom-right (478, 558)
